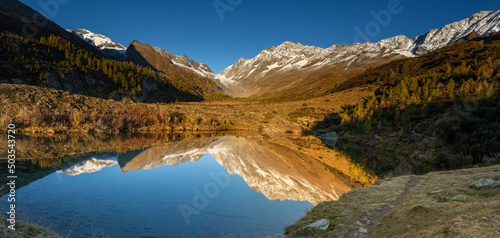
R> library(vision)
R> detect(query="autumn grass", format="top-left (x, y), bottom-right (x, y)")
top-left (2, 82), bottom-right (363, 135)
top-left (0, 216), bottom-right (60, 238)
top-left (0, 84), bottom-right (253, 134)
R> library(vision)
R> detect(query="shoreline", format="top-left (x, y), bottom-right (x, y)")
top-left (1, 216), bottom-right (59, 238)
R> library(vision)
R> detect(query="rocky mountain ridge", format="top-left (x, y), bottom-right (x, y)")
top-left (68, 29), bottom-right (126, 50)
top-left (68, 28), bottom-right (127, 60)
top-left (217, 10), bottom-right (500, 96)
top-left (67, 29), bottom-right (216, 79)
top-left (154, 47), bottom-right (216, 79)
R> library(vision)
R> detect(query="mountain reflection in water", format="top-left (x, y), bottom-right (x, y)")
top-left (50, 135), bottom-right (375, 205)
top-left (0, 133), bottom-right (378, 237)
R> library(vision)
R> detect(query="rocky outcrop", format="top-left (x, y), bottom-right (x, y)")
top-left (286, 164), bottom-right (500, 237)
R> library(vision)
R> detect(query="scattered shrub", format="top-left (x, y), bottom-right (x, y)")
top-left (0, 114), bottom-right (13, 129)
top-left (16, 106), bottom-right (44, 127)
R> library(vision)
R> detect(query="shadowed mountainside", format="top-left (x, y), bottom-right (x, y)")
top-left (0, 0), bottom-right (109, 58)
top-left (126, 40), bottom-right (222, 99)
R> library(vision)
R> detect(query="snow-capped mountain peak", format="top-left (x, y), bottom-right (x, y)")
top-left (411, 10), bottom-right (500, 55)
top-left (217, 10), bottom-right (500, 94)
top-left (68, 29), bottom-right (125, 50)
top-left (67, 29), bottom-right (127, 60)
top-left (68, 28), bottom-right (217, 79)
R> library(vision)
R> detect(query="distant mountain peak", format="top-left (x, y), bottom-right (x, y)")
top-left (217, 10), bottom-right (500, 97)
top-left (130, 39), bottom-right (141, 44)
top-left (68, 28), bottom-right (218, 83)
top-left (279, 41), bottom-right (304, 48)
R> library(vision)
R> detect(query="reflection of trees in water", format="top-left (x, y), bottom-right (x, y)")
top-left (324, 140), bottom-right (417, 178)
top-left (0, 132), bottom-right (226, 163)
top-left (0, 155), bottom-right (89, 197)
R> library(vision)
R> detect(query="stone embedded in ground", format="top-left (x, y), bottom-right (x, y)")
top-left (359, 227), bottom-right (368, 233)
top-left (307, 219), bottom-right (330, 231)
top-left (460, 214), bottom-right (472, 219)
top-left (451, 195), bottom-right (467, 202)
top-left (470, 178), bottom-right (495, 188)
top-left (364, 218), bottom-right (371, 224)
top-left (493, 180), bottom-right (500, 188)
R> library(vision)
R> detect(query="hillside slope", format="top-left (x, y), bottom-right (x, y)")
top-left (314, 32), bottom-right (500, 172)
top-left (0, 0), bottom-right (109, 58)
top-left (126, 40), bottom-right (222, 98)
top-left (0, 32), bottom-right (207, 102)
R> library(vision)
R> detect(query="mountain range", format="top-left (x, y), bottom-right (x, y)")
top-left (67, 28), bottom-right (217, 79)
top-left (217, 10), bottom-right (500, 97)
top-left (1, 0), bottom-right (500, 100)
top-left (67, 29), bottom-right (222, 97)
top-left (66, 10), bottom-right (500, 98)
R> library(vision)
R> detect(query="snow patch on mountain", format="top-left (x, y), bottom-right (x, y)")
top-left (214, 74), bottom-right (236, 86)
top-left (153, 47), bottom-right (216, 79)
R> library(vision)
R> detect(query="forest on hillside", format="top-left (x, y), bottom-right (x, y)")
top-left (0, 32), bottom-right (216, 102)
top-left (316, 35), bottom-right (500, 170)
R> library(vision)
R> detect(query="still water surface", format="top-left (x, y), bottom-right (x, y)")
top-left (0, 134), bottom-right (383, 237)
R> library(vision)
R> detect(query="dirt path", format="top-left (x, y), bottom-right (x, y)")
top-left (346, 176), bottom-right (423, 238)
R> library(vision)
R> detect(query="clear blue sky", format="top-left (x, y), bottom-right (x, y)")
top-left (20, 0), bottom-right (500, 73)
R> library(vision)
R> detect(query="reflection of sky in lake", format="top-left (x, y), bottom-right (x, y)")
top-left (1, 153), bottom-right (313, 238)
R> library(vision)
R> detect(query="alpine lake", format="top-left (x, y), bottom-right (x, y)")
top-left (0, 132), bottom-right (400, 237)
